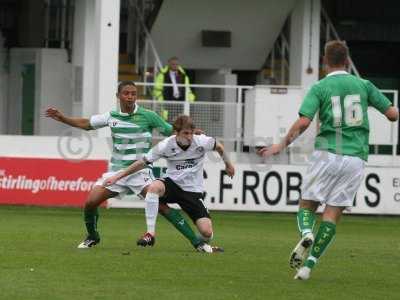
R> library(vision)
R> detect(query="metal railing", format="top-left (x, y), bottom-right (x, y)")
top-left (43, 0), bottom-right (74, 56)
top-left (371, 90), bottom-right (398, 158)
top-left (263, 31), bottom-right (290, 85)
top-left (132, 82), bottom-right (399, 162)
top-left (134, 82), bottom-right (253, 153)
top-left (262, 7), bottom-right (361, 85)
top-left (129, 0), bottom-right (163, 87)
top-left (321, 7), bottom-right (360, 77)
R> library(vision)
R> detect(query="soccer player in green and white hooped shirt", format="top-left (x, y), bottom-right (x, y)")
top-left (46, 81), bottom-right (206, 249)
top-left (257, 41), bottom-right (398, 280)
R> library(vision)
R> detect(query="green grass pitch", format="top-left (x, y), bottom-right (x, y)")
top-left (0, 205), bottom-right (399, 300)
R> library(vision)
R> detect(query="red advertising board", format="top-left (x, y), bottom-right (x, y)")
top-left (0, 157), bottom-right (108, 207)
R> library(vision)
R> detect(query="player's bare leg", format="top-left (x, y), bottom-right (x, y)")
top-left (78, 186), bottom-right (118, 248)
top-left (290, 199), bottom-right (319, 268)
top-left (195, 217), bottom-right (224, 253)
top-left (196, 217), bottom-right (213, 242)
top-left (295, 205), bottom-right (344, 280)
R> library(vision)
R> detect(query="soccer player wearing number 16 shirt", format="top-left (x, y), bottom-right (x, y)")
top-left (257, 40), bottom-right (398, 280)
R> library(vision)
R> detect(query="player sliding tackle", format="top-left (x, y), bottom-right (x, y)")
top-left (258, 40), bottom-right (398, 280)
top-left (104, 115), bottom-right (235, 253)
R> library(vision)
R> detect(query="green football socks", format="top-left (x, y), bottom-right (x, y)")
top-left (297, 208), bottom-right (316, 237)
top-left (304, 221), bottom-right (336, 269)
top-left (84, 207), bottom-right (100, 240)
top-left (162, 208), bottom-right (202, 247)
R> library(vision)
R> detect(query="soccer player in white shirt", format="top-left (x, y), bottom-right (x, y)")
top-left (104, 115), bottom-right (235, 252)
top-left (46, 82), bottom-right (203, 250)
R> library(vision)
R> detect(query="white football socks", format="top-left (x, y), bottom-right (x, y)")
top-left (145, 192), bottom-right (159, 235)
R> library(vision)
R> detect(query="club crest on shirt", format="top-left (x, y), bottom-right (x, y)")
top-left (111, 121), bottom-right (118, 127)
top-left (168, 147), bottom-right (178, 157)
top-left (196, 146), bottom-right (205, 153)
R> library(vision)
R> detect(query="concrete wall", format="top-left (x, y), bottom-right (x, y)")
top-left (7, 48), bottom-right (72, 135)
top-left (195, 70), bottom-right (238, 149)
top-left (289, 0), bottom-right (321, 87)
top-left (244, 86), bottom-right (309, 146)
top-left (151, 0), bottom-right (296, 70)
top-left (0, 32), bottom-right (8, 134)
top-left (243, 85), bottom-right (397, 151)
top-left (71, 0), bottom-right (120, 139)
top-left (72, 0), bottom-right (95, 118)
top-left (3, 0), bottom-right (121, 136)
top-left (7, 48), bottom-right (37, 135)
top-left (37, 49), bottom-right (73, 135)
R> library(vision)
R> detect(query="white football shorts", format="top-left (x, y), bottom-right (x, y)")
top-left (95, 168), bottom-right (154, 195)
top-left (302, 150), bottom-right (365, 207)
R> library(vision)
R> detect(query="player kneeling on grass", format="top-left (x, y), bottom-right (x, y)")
top-left (104, 115), bottom-right (235, 253)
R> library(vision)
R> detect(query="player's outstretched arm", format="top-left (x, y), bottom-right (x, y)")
top-left (45, 107), bottom-right (92, 130)
top-left (384, 106), bottom-right (399, 122)
top-left (257, 116), bottom-right (311, 158)
top-left (103, 159), bottom-right (147, 186)
top-left (215, 142), bottom-right (235, 178)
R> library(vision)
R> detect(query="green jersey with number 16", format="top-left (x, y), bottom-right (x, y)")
top-left (299, 71), bottom-right (392, 161)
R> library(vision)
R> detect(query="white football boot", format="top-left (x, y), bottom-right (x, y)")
top-left (77, 237), bottom-right (99, 249)
top-left (196, 242), bottom-right (213, 253)
top-left (196, 243), bottom-right (224, 253)
top-left (294, 266), bottom-right (311, 280)
top-left (289, 232), bottom-right (314, 269)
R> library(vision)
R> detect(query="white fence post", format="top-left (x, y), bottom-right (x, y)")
top-left (236, 87), bottom-right (243, 153)
top-left (393, 90), bottom-right (398, 159)
top-left (184, 86), bottom-right (190, 115)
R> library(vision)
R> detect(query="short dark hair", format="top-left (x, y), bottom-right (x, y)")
top-left (117, 81), bottom-right (136, 93)
top-left (173, 115), bottom-right (195, 132)
top-left (324, 40), bottom-right (349, 67)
